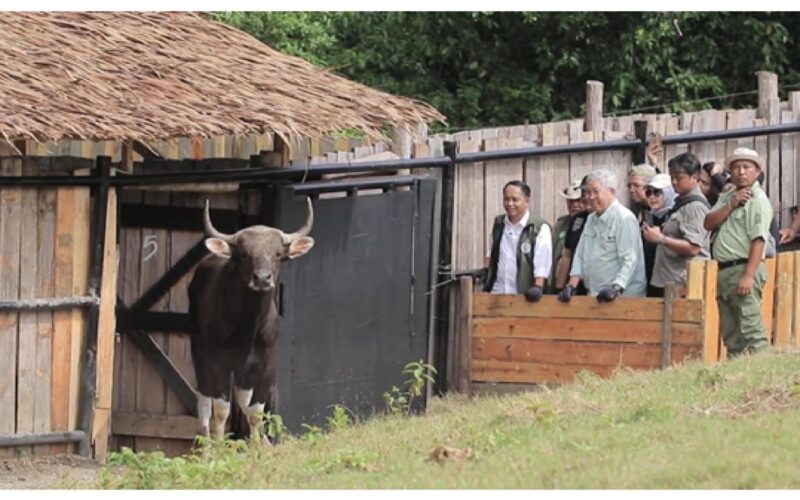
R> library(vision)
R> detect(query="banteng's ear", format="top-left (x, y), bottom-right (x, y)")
top-left (205, 237), bottom-right (231, 258)
top-left (286, 236), bottom-right (314, 260)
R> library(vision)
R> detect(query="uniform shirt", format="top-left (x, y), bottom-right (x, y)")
top-left (564, 210), bottom-right (590, 252)
top-left (711, 181), bottom-right (773, 262)
top-left (486, 210), bottom-right (553, 294)
top-left (570, 199), bottom-right (647, 296)
top-left (651, 187), bottom-right (711, 288)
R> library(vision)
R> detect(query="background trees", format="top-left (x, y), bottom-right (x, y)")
top-left (212, 12), bottom-right (800, 131)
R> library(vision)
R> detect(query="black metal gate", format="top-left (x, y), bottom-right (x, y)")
top-left (263, 178), bottom-right (438, 430)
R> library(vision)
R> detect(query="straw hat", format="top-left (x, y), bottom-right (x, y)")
top-left (724, 147), bottom-right (763, 171)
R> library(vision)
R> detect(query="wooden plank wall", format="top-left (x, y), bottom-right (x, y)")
top-left (470, 294), bottom-right (705, 384)
top-left (0, 156), bottom-right (92, 457)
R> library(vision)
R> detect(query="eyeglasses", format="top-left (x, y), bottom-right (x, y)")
top-left (645, 188), bottom-right (663, 198)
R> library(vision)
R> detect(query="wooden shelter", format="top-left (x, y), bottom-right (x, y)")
top-left (0, 11), bottom-right (443, 461)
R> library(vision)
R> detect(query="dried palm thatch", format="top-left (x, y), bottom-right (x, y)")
top-left (0, 12), bottom-right (445, 146)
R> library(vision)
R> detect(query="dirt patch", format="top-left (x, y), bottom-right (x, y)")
top-left (0, 454), bottom-right (103, 489)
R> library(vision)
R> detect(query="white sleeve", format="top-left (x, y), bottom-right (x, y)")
top-left (533, 224), bottom-right (553, 279)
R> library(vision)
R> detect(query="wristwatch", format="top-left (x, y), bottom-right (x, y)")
top-left (612, 284), bottom-right (624, 294)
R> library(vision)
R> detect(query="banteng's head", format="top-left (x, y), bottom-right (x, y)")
top-left (203, 198), bottom-right (315, 292)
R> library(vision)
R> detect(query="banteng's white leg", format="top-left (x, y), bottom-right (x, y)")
top-left (210, 398), bottom-right (231, 439)
top-left (197, 395), bottom-right (212, 437)
top-left (235, 387), bottom-right (267, 440)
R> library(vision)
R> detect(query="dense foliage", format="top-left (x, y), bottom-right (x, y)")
top-left (212, 12), bottom-right (800, 131)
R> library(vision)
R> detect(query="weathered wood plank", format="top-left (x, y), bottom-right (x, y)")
top-left (794, 252), bottom-right (800, 347)
top-left (113, 189), bottom-right (142, 452)
top-left (16, 168), bottom-right (39, 456)
top-left (51, 187), bottom-right (75, 454)
top-left (473, 316), bottom-right (704, 345)
top-left (69, 182), bottom-right (91, 433)
top-left (773, 253), bottom-right (794, 347)
top-left (453, 136), bottom-right (484, 270)
top-left (551, 122), bottom-right (571, 228)
top-left (34, 187), bottom-right (56, 456)
top-left (761, 257), bottom-right (777, 345)
top-left (472, 359), bottom-right (624, 384)
top-left (93, 187), bottom-right (118, 462)
top-left (472, 294), bottom-right (702, 323)
top-left (0, 159), bottom-right (22, 458)
top-left (164, 192), bottom-right (201, 457)
top-left (473, 337), bottom-right (702, 368)
top-left (112, 412), bottom-right (198, 440)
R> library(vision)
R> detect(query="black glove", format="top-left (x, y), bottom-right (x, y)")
top-left (597, 284), bottom-right (623, 303)
top-left (524, 285), bottom-right (543, 303)
top-left (558, 284), bottom-right (575, 303)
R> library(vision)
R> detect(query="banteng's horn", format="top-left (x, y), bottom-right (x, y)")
top-left (282, 197), bottom-right (314, 244)
top-left (203, 200), bottom-right (234, 242)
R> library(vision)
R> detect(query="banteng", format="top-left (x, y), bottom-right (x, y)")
top-left (188, 198), bottom-right (314, 439)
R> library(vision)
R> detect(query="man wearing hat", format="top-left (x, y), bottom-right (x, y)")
top-left (548, 179), bottom-right (585, 293)
top-left (704, 147), bottom-right (773, 356)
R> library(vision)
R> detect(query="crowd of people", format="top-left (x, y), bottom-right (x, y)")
top-left (482, 147), bottom-right (798, 357)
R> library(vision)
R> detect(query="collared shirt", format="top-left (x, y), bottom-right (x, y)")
top-left (486, 210), bottom-right (553, 294)
top-left (651, 187), bottom-right (711, 288)
top-left (711, 181), bottom-right (772, 262)
top-left (570, 199), bottom-right (647, 296)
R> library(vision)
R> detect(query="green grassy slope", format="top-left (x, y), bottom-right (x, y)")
top-left (98, 349), bottom-right (800, 489)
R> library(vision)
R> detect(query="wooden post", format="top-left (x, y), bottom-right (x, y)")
top-left (757, 71), bottom-right (779, 120)
top-left (661, 283), bottom-right (675, 369)
top-left (584, 81), bottom-right (604, 132)
top-left (689, 260), bottom-right (721, 363)
top-left (773, 254), bottom-right (794, 346)
top-left (454, 277), bottom-right (473, 394)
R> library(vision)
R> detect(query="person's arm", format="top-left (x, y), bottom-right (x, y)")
top-left (531, 225), bottom-right (552, 288)
top-left (705, 189), bottom-right (751, 231)
top-left (642, 224), bottom-right (701, 257)
top-left (554, 248), bottom-right (573, 289)
top-left (737, 238), bottom-right (765, 296)
top-left (567, 225), bottom-right (586, 286)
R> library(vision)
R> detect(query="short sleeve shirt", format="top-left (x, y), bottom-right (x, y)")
top-left (711, 181), bottom-right (773, 262)
top-left (651, 187), bottom-right (711, 288)
top-left (564, 211), bottom-right (590, 252)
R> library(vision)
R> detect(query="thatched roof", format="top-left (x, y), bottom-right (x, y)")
top-left (0, 12), bottom-right (445, 145)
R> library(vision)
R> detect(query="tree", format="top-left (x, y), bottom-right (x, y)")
top-left (211, 12), bottom-right (800, 131)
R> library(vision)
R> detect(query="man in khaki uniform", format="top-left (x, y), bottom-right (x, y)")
top-left (704, 148), bottom-right (773, 356)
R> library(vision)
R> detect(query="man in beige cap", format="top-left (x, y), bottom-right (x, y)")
top-left (548, 179), bottom-right (585, 292)
top-left (703, 147), bottom-right (773, 356)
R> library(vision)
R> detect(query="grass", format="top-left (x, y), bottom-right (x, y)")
top-left (96, 348), bottom-right (800, 489)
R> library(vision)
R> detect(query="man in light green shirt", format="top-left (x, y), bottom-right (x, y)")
top-left (704, 147), bottom-right (773, 356)
top-left (560, 169), bottom-right (647, 302)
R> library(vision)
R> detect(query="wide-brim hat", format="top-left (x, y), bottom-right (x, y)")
top-left (724, 147), bottom-right (764, 171)
top-left (559, 179), bottom-right (583, 200)
top-left (646, 173), bottom-right (672, 191)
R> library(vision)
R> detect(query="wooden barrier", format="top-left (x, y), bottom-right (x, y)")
top-left (457, 254), bottom-right (800, 390)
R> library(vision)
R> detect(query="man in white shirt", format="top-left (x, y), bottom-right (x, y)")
top-left (483, 180), bottom-right (553, 302)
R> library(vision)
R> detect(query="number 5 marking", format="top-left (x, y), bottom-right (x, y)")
top-left (143, 235), bottom-right (158, 262)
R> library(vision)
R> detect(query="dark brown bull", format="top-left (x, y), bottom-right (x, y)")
top-left (188, 198), bottom-right (314, 439)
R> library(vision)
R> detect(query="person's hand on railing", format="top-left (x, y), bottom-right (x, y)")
top-left (596, 284), bottom-right (623, 303)
top-left (558, 284), bottom-right (575, 303)
top-left (524, 285), bottom-right (543, 303)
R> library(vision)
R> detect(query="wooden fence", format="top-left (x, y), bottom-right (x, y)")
top-left (0, 158), bottom-right (92, 458)
top-left (451, 254), bottom-right (800, 393)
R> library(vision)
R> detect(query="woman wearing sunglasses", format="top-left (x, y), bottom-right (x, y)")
top-left (642, 153), bottom-right (711, 298)
top-left (640, 173), bottom-right (676, 296)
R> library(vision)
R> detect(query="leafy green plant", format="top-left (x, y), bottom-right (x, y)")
top-left (383, 359), bottom-right (437, 415)
top-left (326, 404), bottom-right (352, 431)
top-left (300, 423), bottom-right (324, 443)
